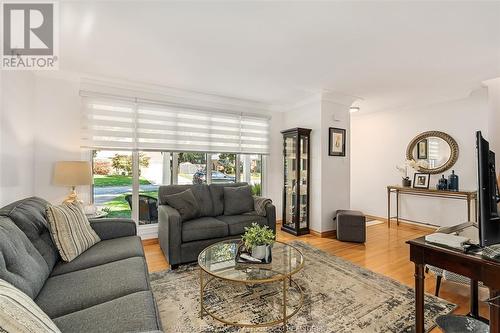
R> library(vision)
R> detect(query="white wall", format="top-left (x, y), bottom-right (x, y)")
top-left (351, 89), bottom-right (489, 227)
top-left (283, 94), bottom-right (352, 232)
top-left (266, 112), bottom-right (284, 216)
top-left (0, 72), bottom-right (36, 206)
top-left (484, 77), bottom-right (500, 169)
top-left (320, 99), bottom-right (351, 231)
top-left (283, 97), bottom-right (323, 232)
top-left (32, 74), bottom-right (86, 204)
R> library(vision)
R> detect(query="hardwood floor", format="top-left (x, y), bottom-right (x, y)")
top-left (143, 221), bottom-right (490, 332)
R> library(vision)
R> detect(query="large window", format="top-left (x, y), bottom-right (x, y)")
top-left (210, 153), bottom-right (236, 184)
top-left (176, 153), bottom-right (206, 185)
top-left (92, 150), bottom-right (264, 226)
top-left (138, 152), bottom-right (162, 225)
top-left (92, 150), bottom-right (133, 219)
top-left (82, 96), bottom-right (270, 154)
top-left (84, 91), bottom-right (270, 228)
top-left (238, 154), bottom-right (262, 195)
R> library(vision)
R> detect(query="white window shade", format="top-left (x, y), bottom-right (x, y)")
top-left (81, 96), bottom-right (270, 154)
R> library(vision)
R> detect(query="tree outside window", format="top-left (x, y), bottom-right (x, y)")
top-left (92, 150), bottom-right (264, 223)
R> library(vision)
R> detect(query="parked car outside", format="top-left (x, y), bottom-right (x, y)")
top-left (192, 170), bottom-right (236, 184)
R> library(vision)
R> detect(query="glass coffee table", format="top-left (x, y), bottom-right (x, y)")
top-left (198, 239), bottom-right (304, 331)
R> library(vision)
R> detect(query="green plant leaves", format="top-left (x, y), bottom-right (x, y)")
top-left (241, 223), bottom-right (275, 248)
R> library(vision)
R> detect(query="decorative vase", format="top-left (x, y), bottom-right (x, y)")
top-left (448, 170), bottom-right (459, 191)
top-left (402, 178), bottom-right (411, 187)
top-left (251, 245), bottom-right (267, 260)
top-left (437, 175), bottom-right (448, 190)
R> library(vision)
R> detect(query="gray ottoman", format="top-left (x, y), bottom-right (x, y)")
top-left (334, 210), bottom-right (366, 243)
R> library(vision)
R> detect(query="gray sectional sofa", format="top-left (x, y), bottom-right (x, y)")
top-left (158, 182), bottom-right (276, 267)
top-left (0, 197), bottom-right (162, 333)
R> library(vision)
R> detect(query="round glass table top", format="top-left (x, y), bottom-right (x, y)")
top-left (198, 240), bottom-right (304, 283)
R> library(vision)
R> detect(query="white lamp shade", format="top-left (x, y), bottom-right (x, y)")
top-left (53, 161), bottom-right (92, 186)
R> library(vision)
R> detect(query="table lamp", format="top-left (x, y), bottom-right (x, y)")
top-left (53, 161), bottom-right (92, 203)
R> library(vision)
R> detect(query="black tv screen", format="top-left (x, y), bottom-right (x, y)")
top-left (476, 131), bottom-right (500, 247)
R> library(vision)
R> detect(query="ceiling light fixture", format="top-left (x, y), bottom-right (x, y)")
top-left (349, 106), bottom-right (360, 113)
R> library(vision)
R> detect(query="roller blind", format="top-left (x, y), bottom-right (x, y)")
top-left (81, 96), bottom-right (270, 154)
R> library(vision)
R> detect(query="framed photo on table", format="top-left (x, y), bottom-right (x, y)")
top-left (413, 173), bottom-right (430, 189)
top-left (329, 127), bottom-right (346, 156)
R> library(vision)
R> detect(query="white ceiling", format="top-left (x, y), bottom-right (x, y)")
top-left (60, 1), bottom-right (500, 112)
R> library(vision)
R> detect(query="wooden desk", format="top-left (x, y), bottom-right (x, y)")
top-left (387, 186), bottom-right (477, 228)
top-left (407, 223), bottom-right (500, 333)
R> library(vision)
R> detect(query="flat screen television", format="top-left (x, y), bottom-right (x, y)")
top-left (476, 131), bottom-right (500, 247)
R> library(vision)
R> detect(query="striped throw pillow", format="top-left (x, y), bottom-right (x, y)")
top-left (46, 203), bottom-right (100, 262)
top-left (0, 279), bottom-right (61, 333)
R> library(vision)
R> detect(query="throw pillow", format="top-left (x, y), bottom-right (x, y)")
top-left (46, 203), bottom-right (100, 262)
top-left (223, 185), bottom-right (254, 215)
top-left (164, 189), bottom-right (200, 221)
top-left (0, 279), bottom-right (61, 333)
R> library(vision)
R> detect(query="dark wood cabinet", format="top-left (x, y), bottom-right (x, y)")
top-left (281, 128), bottom-right (311, 236)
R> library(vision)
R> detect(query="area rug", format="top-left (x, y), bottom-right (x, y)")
top-left (150, 241), bottom-right (455, 333)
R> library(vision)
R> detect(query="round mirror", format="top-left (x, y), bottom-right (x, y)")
top-left (406, 131), bottom-right (459, 174)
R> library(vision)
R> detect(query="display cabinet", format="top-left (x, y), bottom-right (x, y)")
top-left (281, 128), bottom-right (311, 236)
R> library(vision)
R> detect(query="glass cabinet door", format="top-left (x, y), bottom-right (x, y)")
top-left (283, 134), bottom-right (297, 229)
top-left (281, 128), bottom-right (311, 236)
top-left (299, 135), bottom-right (308, 229)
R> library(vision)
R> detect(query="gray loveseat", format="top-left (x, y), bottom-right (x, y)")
top-left (158, 182), bottom-right (276, 267)
top-left (0, 197), bottom-right (162, 333)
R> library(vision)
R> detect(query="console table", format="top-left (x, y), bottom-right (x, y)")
top-left (387, 186), bottom-right (477, 228)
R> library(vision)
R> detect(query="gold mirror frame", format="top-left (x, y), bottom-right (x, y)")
top-left (406, 131), bottom-right (459, 175)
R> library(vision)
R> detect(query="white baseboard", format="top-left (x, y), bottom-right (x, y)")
top-left (138, 224), bottom-right (158, 240)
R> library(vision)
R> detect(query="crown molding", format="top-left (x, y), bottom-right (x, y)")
top-left (36, 70), bottom-right (275, 115)
top-left (32, 71), bottom-right (485, 118)
top-left (282, 92), bottom-right (323, 111)
top-left (482, 76), bottom-right (500, 88)
top-left (80, 76), bottom-right (273, 115)
top-left (354, 85), bottom-right (484, 116)
top-left (34, 71), bottom-right (367, 115)
top-left (271, 89), bottom-right (362, 112)
top-left (321, 90), bottom-right (363, 107)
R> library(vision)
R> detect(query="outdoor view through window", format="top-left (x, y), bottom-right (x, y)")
top-left (92, 151), bottom-right (262, 225)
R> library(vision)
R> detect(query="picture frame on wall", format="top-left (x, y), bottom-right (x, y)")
top-left (329, 127), bottom-right (346, 156)
top-left (413, 173), bottom-right (430, 189)
top-left (417, 139), bottom-right (428, 159)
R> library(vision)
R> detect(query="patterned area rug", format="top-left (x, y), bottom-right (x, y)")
top-left (150, 241), bottom-right (455, 332)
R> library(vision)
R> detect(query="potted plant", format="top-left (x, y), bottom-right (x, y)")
top-left (396, 159), bottom-right (428, 187)
top-left (241, 223), bottom-right (275, 260)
